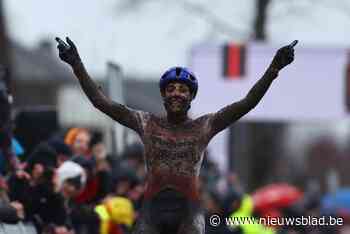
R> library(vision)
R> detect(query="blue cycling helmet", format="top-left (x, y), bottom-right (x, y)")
top-left (159, 67), bottom-right (198, 99)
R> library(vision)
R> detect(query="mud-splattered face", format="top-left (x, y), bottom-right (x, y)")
top-left (162, 82), bottom-right (193, 114)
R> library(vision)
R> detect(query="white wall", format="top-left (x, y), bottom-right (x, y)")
top-left (190, 43), bottom-right (350, 172)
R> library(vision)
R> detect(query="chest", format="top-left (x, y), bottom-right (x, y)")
top-left (142, 118), bottom-right (206, 163)
top-left (144, 118), bottom-right (203, 149)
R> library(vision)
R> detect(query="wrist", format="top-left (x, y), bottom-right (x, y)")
top-left (267, 66), bottom-right (279, 78)
top-left (71, 60), bottom-right (83, 70)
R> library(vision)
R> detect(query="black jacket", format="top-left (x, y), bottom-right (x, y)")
top-left (0, 202), bottom-right (21, 224)
top-left (7, 175), bottom-right (67, 230)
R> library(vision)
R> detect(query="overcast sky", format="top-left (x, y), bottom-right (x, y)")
top-left (4, 0), bottom-right (254, 77)
top-left (4, 0), bottom-right (350, 78)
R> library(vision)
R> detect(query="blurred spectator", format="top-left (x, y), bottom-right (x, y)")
top-left (202, 189), bottom-right (221, 214)
top-left (208, 189), bottom-right (276, 234)
top-left (95, 196), bottom-right (135, 234)
top-left (25, 143), bottom-right (57, 182)
top-left (90, 131), bottom-right (107, 161)
top-left (0, 78), bottom-right (9, 125)
top-left (0, 137), bottom-right (24, 175)
top-left (0, 80), bottom-right (20, 173)
top-left (200, 152), bottom-right (221, 189)
top-left (203, 189), bottom-right (229, 234)
top-left (119, 143), bottom-right (145, 179)
top-left (0, 201), bottom-right (25, 224)
top-left (112, 169), bottom-right (140, 197)
top-left (110, 168), bottom-right (143, 213)
top-left (0, 176), bottom-right (25, 224)
top-left (90, 132), bottom-right (111, 175)
top-left (65, 128), bottom-right (92, 158)
top-left (48, 138), bottom-right (73, 166)
top-left (72, 155), bottom-right (112, 205)
top-left (7, 143), bottom-right (66, 232)
top-left (127, 183), bottom-right (144, 214)
top-left (56, 160), bottom-right (87, 199)
top-left (57, 160), bottom-right (99, 234)
top-left (284, 184), bottom-right (339, 234)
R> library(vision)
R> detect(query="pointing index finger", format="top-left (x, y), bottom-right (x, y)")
top-left (55, 37), bottom-right (70, 49)
top-left (289, 40), bottom-right (298, 48)
top-left (55, 37), bottom-right (64, 44)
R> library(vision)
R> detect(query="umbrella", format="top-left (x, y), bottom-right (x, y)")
top-left (252, 183), bottom-right (303, 213)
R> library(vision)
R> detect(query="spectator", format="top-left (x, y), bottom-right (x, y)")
top-left (222, 190), bottom-right (276, 234)
top-left (7, 143), bottom-right (67, 232)
top-left (0, 201), bottom-right (25, 224)
top-left (72, 156), bottom-right (111, 205)
top-left (112, 169), bottom-right (140, 197)
top-left (0, 176), bottom-right (24, 224)
top-left (0, 80), bottom-right (20, 173)
top-left (65, 128), bottom-right (91, 158)
top-left (90, 131), bottom-right (107, 161)
top-left (56, 160), bottom-right (87, 199)
top-left (90, 132), bottom-right (111, 175)
top-left (57, 160), bottom-right (99, 234)
top-left (48, 138), bottom-right (73, 166)
top-left (110, 168), bottom-right (143, 213)
top-left (120, 144), bottom-right (145, 179)
top-left (0, 138), bottom-right (24, 175)
top-left (95, 196), bottom-right (135, 234)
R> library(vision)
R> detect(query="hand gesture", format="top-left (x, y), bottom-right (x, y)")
top-left (55, 37), bottom-right (81, 67)
top-left (10, 201), bottom-right (25, 219)
top-left (15, 169), bottom-right (31, 180)
top-left (271, 40), bottom-right (298, 71)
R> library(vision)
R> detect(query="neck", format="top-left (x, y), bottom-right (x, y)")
top-left (166, 112), bottom-right (189, 125)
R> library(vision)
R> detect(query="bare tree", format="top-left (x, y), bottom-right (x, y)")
top-left (113, 0), bottom-right (246, 39)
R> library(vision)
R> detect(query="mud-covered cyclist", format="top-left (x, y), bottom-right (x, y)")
top-left (56, 37), bottom-right (297, 234)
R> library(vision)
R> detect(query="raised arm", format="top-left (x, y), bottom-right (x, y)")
top-left (55, 37), bottom-right (144, 134)
top-left (209, 40), bottom-right (298, 137)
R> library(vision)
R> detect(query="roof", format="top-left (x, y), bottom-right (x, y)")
top-left (10, 40), bottom-right (73, 81)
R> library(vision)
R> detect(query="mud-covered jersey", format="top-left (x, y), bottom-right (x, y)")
top-left (72, 62), bottom-right (278, 202)
top-left (129, 110), bottom-right (218, 202)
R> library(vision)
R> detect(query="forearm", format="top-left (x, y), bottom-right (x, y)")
top-left (210, 66), bottom-right (278, 135)
top-left (209, 41), bottom-right (296, 137)
top-left (72, 62), bottom-right (110, 110)
top-left (244, 66), bottom-right (278, 108)
top-left (56, 37), bottom-right (146, 133)
top-left (71, 62), bottom-right (143, 132)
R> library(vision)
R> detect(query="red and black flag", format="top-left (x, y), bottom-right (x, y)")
top-left (222, 43), bottom-right (246, 79)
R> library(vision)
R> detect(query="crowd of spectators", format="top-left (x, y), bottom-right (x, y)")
top-left (0, 126), bottom-right (348, 234)
top-left (0, 77), bottom-right (349, 234)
